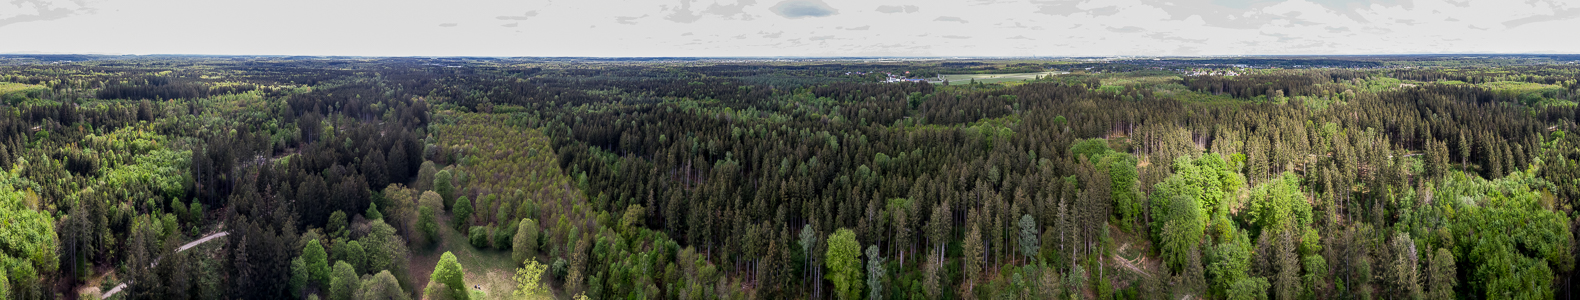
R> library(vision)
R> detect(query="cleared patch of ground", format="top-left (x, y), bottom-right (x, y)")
top-left (936, 71), bottom-right (1069, 84)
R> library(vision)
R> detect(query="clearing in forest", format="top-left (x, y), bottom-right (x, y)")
top-left (936, 71), bottom-right (1069, 84)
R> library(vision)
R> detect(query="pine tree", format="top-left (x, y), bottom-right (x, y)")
top-left (923, 248), bottom-right (942, 298)
top-left (962, 223), bottom-right (985, 293)
top-left (865, 245), bottom-right (885, 300)
top-left (1426, 248), bottom-right (1455, 300)
top-left (1389, 233), bottom-right (1422, 300)
top-left (1018, 214), bottom-right (1039, 264)
top-left (927, 201), bottom-right (950, 268)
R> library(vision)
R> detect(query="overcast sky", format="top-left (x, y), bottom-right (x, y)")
top-left (2, 0), bottom-right (1578, 57)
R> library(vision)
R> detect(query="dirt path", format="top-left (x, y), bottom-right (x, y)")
top-left (100, 231), bottom-right (229, 299)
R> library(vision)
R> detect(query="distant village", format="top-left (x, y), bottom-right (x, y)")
top-left (846, 71), bottom-right (936, 83)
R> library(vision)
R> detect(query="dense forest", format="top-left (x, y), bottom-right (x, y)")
top-left (0, 55), bottom-right (1577, 300)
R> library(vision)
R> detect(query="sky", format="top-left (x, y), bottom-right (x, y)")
top-left (2, 0), bottom-right (1578, 57)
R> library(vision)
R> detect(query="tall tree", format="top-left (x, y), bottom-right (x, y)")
top-left (865, 245), bottom-right (885, 300)
top-left (826, 228), bottom-right (863, 300)
top-left (329, 261), bottom-right (359, 300)
top-left (304, 239), bottom-right (330, 288)
top-left (424, 252), bottom-right (467, 300)
top-left (1426, 248), bottom-right (1455, 300)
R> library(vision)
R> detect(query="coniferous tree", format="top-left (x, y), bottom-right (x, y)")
top-left (1426, 248), bottom-right (1455, 300)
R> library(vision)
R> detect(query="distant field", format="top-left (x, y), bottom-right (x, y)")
top-left (936, 71), bottom-right (1068, 84)
top-left (0, 82), bottom-right (44, 95)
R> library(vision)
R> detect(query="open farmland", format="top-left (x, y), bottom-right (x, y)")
top-left (936, 71), bottom-right (1068, 84)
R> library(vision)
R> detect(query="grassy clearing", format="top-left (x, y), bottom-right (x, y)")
top-left (937, 71), bottom-right (1068, 84)
top-left (410, 214), bottom-right (528, 300)
top-left (1100, 75), bottom-right (1180, 87)
top-left (0, 82), bottom-right (43, 94)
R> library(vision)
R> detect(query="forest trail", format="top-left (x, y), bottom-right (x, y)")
top-left (99, 231), bottom-right (229, 299)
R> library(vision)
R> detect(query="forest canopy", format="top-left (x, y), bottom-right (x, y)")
top-left (0, 55), bottom-right (1577, 300)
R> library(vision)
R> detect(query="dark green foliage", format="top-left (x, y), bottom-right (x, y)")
top-left (1070, 138), bottom-right (1113, 162)
top-left (453, 196), bottom-right (472, 231)
top-left (359, 220), bottom-right (413, 290)
top-left (469, 226), bottom-right (490, 249)
top-left (4, 57), bottom-right (1580, 300)
top-left (435, 170), bottom-right (455, 210)
top-left (329, 211), bottom-right (349, 239)
top-left (1426, 248), bottom-right (1455, 300)
top-left (492, 221), bottom-right (514, 250)
top-left (335, 240), bottom-right (366, 274)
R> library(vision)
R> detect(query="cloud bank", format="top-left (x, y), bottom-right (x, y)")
top-left (1, 0), bottom-right (1577, 56)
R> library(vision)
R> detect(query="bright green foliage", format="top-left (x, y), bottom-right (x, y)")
top-left (1207, 231), bottom-right (1256, 296)
top-left (1440, 171), bottom-right (1573, 299)
top-left (1104, 152), bottom-right (1143, 231)
top-left (454, 196), bottom-right (473, 230)
top-left (0, 267), bottom-right (8, 300)
top-left (1301, 254), bottom-right (1328, 299)
top-left (1245, 172), bottom-right (1312, 232)
top-left (0, 173), bottom-right (57, 297)
top-left (513, 219), bottom-right (539, 264)
top-left (356, 270), bottom-right (408, 300)
top-left (365, 203), bottom-right (383, 220)
top-left (1159, 194), bottom-right (1204, 273)
top-left (825, 228), bottom-right (862, 300)
top-left (359, 219), bottom-right (412, 289)
top-left (1226, 277), bottom-right (1271, 300)
top-left (1151, 154), bottom-right (1243, 241)
top-left (1070, 138), bottom-right (1113, 162)
top-left (435, 170), bottom-right (455, 209)
top-left (620, 204), bottom-right (645, 233)
top-left (304, 239), bottom-right (331, 287)
top-left (339, 240), bottom-right (366, 273)
top-left (290, 257), bottom-right (308, 296)
top-left (329, 261), bottom-right (359, 300)
top-left (514, 259), bottom-right (550, 298)
top-left (426, 251), bottom-right (468, 300)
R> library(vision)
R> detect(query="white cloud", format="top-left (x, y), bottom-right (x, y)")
top-left (1, 0), bottom-right (1577, 56)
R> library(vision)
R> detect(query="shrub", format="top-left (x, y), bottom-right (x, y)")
top-left (469, 226), bottom-right (491, 249)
